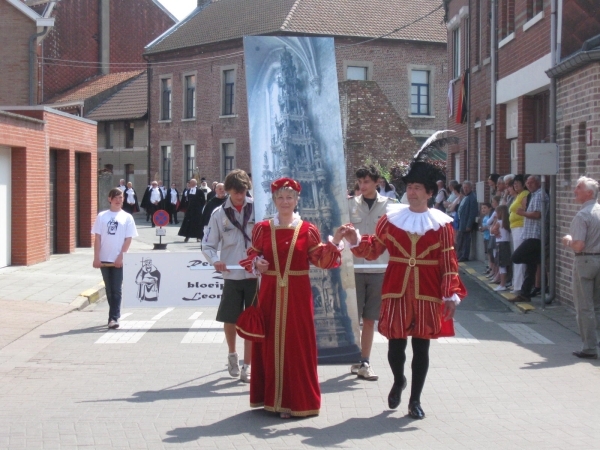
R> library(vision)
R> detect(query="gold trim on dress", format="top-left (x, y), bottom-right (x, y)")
top-left (269, 219), bottom-right (303, 412)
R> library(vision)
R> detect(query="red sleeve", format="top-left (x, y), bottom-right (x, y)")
top-left (439, 223), bottom-right (467, 299)
top-left (350, 214), bottom-right (389, 261)
top-left (239, 221), bottom-right (267, 273)
top-left (307, 223), bottom-right (341, 269)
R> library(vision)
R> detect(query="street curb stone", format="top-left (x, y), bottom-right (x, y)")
top-left (72, 282), bottom-right (106, 310)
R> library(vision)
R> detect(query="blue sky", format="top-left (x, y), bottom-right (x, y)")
top-left (157, 0), bottom-right (197, 21)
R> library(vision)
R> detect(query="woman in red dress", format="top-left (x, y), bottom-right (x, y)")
top-left (240, 178), bottom-right (346, 418)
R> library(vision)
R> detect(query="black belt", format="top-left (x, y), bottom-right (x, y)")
top-left (575, 252), bottom-right (600, 256)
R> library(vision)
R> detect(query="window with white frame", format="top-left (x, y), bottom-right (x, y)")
top-left (160, 77), bottom-right (172, 120)
top-left (222, 69), bottom-right (235, 116)
top-left (185, 144), bottom-right (195, 181)
top-left (510, 139), bottom-right (518, 175)
top-left (184, 74), bottom-right (196, 119)
top-left (453, 27), bottom-right (461, 79)
top-left (222, 142), bottom-right (235, 179)
top-left (346, 66), bottom-right (368, 81)
top-left (453, 152), bottom-right (461, 182)
top-left (161, 145), bottom-right (171, 187)
top-left (410, 70), bottom-right (430, 116)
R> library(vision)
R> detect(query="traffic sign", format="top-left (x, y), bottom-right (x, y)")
top-left (153, 209), bottom-right (170, 227)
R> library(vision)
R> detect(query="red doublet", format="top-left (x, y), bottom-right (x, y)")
top-left (243, 219), bottom-right (341, 417)
top-left (352, 215), bottom-right (466, 339)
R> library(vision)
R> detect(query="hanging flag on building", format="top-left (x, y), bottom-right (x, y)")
top-left (455, 71), bottom-right (468, 124)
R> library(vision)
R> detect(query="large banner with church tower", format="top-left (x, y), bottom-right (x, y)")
top-left (244, 36), bottom-right (361, 363)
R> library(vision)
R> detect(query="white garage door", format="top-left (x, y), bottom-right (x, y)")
top-left (0, 146), bottom-right (10, 267)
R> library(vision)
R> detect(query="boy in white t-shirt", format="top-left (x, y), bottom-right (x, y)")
top-left (92, 188), bottom-right (138, 329)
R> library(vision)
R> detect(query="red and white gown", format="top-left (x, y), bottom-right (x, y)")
top-left (351, 204), bottom-right (467, 339)
top-left (241, 214), bottom-right (341, 417)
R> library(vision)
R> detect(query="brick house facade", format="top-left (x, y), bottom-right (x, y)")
top-left (445, 0), bottom-right (600, 305)
top-left (144, 0), bottom-right (448, 188)
top-left (0, 107), bottom-right (97, 267)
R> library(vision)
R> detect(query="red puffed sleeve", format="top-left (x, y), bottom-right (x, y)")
top-left (350, 214), bottom-right (389, 261)
top-left (239, 221), bottom-right (267, 273)
top-left (439, 223), bottom-right (467, 299)
top-left (307, 223), bottom-right (342, 269)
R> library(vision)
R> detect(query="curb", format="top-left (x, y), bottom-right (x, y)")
top-left (70, 282), bottom-right (106, 310)
top-left (458, 262), bottom-right (527, 314)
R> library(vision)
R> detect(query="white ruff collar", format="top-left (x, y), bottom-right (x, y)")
top-left (386, 203), bottom-right (453, 235)
top-left (273, 212), bottom-right (301, 227)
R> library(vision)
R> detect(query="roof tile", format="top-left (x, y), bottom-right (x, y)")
top-left (145, 0), bottom-right (445, 55)
top-left (86, 72), bottom-right (147, 121)
top-left (47, 70), bottom-right (144, 104)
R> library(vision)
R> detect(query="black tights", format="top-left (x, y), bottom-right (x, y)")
top-left (388, 337), bottom-right (430, 403)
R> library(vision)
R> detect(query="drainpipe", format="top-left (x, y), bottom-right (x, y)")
top-left (490, 0), bottom-right (497, 174)
top-left (29, 27), bottom-right (50, 105)
top-left (466, 11), bottom-right (471, 179)
top-left (544, 0), bottom-right (558, 305)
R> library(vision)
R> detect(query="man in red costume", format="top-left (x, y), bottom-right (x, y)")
top-left (342, 131), bottom-right (467, 419)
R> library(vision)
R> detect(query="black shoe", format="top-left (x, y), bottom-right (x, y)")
top-left (530, 287), bottom-right (541, 297)
top-left (184, 237), bottom-right (189, 243)
top-left (387, 376), bottom-right (407, 409)
top-left (408, 401), bottom-right (425, 419)
top-left (572, 351), bottom-right (598, 359)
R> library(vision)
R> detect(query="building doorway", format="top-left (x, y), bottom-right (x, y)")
top-left (49, 150), bottom-right (58, 254)
top-left (0, 146), bottom-right (11, 268)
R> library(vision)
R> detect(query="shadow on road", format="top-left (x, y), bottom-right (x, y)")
top-left (163, 410), bottom-right (417, 446)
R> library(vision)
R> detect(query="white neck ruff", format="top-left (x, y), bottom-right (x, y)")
top-left (274, 212), bottom-right (301, 227)
top-left (386, 203), bottom-right (453, 235)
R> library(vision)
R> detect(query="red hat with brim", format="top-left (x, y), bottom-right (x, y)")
top-left (270, 177), bottom-right (301, 193)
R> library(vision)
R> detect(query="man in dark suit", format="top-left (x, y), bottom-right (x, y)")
top-left (166, 182), bottom-right (180, 224)
top-left (147, 181), bottom-right (165, 228)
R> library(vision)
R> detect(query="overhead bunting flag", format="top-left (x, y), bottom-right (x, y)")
top-left (455, 70), bottom-right (468, 124)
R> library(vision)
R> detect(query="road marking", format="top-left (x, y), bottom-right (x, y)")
top-left (498, 323), bottom-right (553, 344)
top-left (475, 313), bottom-right (493, 322)
top-left (120, 313), bottom-right (133, 320)
top-left (188, 312), bottom-right (203, 320)
top-left (151, 307), bottom-right (175, 321)
top-left (95, 321), bottom-right (156, 344)
top-left (181, 320), bottom-right (225, 343)
top-left (438, 322), bottom-right (479, 344)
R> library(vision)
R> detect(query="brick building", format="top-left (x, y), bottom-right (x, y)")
top-left (547, 2), bottom-right (600, 306)
top-left (0, 107), bottom-right (97, 267)
top-left (445, 0), bottom-right (600, 305)
top-left (86, 72), bottom-right (150, 193)
top-left (0, 0), bottom-right (174, 106)
top-left (143, 0), bottom-right (448, 187)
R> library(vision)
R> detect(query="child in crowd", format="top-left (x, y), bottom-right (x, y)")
top-left (486, 196), bottom-right (501, 281)
top-left (480, 202), bottom-right (493, 274)
top-left (492, 205), bottom-right (511, 291)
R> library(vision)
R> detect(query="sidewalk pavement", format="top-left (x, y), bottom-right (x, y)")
top-left (0, 213), bottom-right (193, 350)
top-left (458, 259), bottom-right (580, 337)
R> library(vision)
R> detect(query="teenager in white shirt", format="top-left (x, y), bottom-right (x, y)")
top-left (92, 188), bottom-right (138, 329)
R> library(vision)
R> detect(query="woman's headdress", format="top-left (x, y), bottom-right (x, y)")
top-left (271, 177), bottom-right (301, 193)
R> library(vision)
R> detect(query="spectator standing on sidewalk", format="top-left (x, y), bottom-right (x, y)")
top-left (508, 175), bottom-right (529, 295)
top-left (456, 180), bottom-right (478, 261)
top-left (563, 176), bottom-right (600, 359)
top-left (92, 188), bottom-right (138, 329)
top-left (348, 165), bottom-right (395, 381)
top-left (202, 170), bottom-right (256, 383)
top-left (511, 175), bottom-right (548, 302)
top-left (434, 180), bottom-right (448, 212)
top-left (492, 205), bottom-right (511, 292)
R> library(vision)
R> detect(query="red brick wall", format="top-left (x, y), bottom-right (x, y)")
top-left (0, 109), bottom-right (97, 265)
top-left (339, 81), bottom-right (418, 189)
top-left (109, 0), bottom-right (176, 66)
top-left (0, 2), bottom-right (37, 105)
top-left (555, 62), bottom-right (600, 307)
top-left (147, 36), bottom-right (447, 187)
top-left (41, 0), bottom-right (175, 102)
top-left (497, 0), bottom-right (551, 80)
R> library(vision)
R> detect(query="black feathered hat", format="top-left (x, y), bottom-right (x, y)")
top-left (401, 130), bottom-right (458, 197)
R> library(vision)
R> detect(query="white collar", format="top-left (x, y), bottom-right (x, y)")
top-left (274, 212), bottom-right (301, 227)
top-left (386, 203), bottom-right (453, 235)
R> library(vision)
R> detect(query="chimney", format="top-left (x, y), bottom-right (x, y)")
top-left (99, 0), bottom-right (110, 75)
